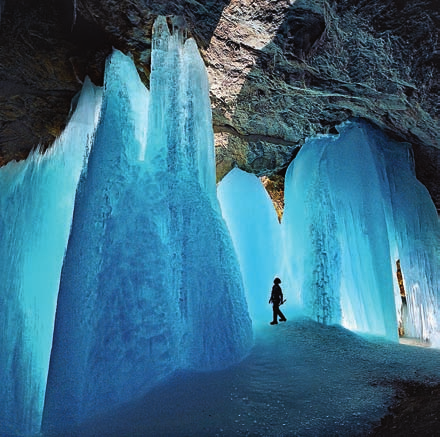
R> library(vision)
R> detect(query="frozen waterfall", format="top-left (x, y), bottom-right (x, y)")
top-left (0, 79), bottom-right (102, 437)
top-left (1, 14), bottom-right (439, 437)
top-left (282, 120), bottom-right (439, 343)
top-left (42, 17), bottom-right (252, 432)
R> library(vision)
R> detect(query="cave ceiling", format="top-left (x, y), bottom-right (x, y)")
top-left (0, 0), bottom-right (438, 211)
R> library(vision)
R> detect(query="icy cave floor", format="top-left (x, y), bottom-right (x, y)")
top-left (51, 319), bottom-right (440, 437)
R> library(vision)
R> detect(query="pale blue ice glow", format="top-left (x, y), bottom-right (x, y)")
top-left (218, 120), bottom-right (439, 346)
top-left (282, 121), bottom-right (439, 343)
top-left (0, 79), bottom-right (102, 437)
top-left (378, 128), bottom-right (440, 346)
top-left (217, 168), bottom-right (284, 325)
top-left (43, 18), bottom-right (252, 432)
top-left (1, 16), bottom-right (439, 437)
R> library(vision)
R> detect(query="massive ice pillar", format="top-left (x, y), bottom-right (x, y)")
top-left (217, 168), bottom-right (283, 326)
top-left (43, 18), bottom-right (252, 431)
top-left (377, 127), bottom-right (440, 345)
top-left (0, 79), bottom-right (102, 437)
top-left (283, 120), bottom-right (440, 343)
top-left (147, 18), bottom-right (252, 370)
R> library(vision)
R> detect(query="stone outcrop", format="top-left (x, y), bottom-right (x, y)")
top-left (0, 0), bottom-right (438, 211)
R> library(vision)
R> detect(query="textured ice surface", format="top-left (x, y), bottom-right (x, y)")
top-left (0, 79), bottom-right (102, 437)
top-left (43, 20), bottom-right (252, 431)
top-left (283, 120), bottom-right (439, 343)
top-left (378, 127), bottom-right (440, 345)
top-left (217, 168), bottom-right (284, 326)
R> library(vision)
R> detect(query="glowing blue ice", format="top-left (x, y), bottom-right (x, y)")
top-left (0, 79), bottom-right (102, 436)
top-left (217, 168), bottom-right (283, 326)
top-left (378, 128), bottom-right (440, 345)
top-left (43, 18), bottom-right (252, 431)
top-left (282, 120), bottom-right (440, 343)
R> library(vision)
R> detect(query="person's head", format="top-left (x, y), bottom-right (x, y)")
top-left (274, 277), bottom-right (281, 284)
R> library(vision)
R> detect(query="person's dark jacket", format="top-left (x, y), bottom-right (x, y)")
top-left (269, 284), bottom-right (283, 306)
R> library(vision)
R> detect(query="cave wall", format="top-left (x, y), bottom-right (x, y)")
top-left (0, 0), bottom-right (438, 210)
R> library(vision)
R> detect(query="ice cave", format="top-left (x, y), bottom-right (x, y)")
top-left (0, 14), bottom-right (439, 437)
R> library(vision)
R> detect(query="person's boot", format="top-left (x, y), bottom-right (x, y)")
top-left (270, 321), bottom-right (278, 325)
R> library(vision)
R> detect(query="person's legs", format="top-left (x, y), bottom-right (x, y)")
top-left (270, 305), bottom-right (279, 324)
top-left (276, 307), bottom-right (286, 322)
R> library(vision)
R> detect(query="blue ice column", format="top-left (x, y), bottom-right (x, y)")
top-left (283, 121), bottom-right (398, 339)
top-left (376, 127), bottom-right (440, 345)
top-left (146, 16), bottom-right (252, 370)
top-left (43, 50), bottom-right (173, 430)
top-left (44, 18), bottom-right (252, 431)
top-left (217, 168), bottom-right (283, 326)
top-left (0, 79), bottom-right (102, 437)
top-left (282, 132), bottom-right (343, 326)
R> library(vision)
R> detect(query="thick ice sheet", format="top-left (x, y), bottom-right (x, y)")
top-left (0, 79), bottom-right (102, 436)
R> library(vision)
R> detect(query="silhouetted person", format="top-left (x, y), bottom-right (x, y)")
top-left (269, 277), bottom-right (286, 325)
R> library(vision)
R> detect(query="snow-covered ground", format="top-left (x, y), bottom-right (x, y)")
top-left (61, 318), bottom-right (440, 437)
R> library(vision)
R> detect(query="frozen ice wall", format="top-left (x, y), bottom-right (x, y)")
top-left (0, 79), bottom-right (102, 437)
top-left (283, 120), bottom-right (440, 343)
top-left (43, 50), bottom-right (159, 431)
top-left (282, 134), bottom-right (343, 324)
top-left (217, 168), bottom-right (283, 325)
top-left (377, 128), bottom-right (440, 345)
top-left (283, 121), bottom-right (400, 338)
top-left (146, 18), bottom-right (252, 371)
top-left (43, 18), bottom-right (252, 431)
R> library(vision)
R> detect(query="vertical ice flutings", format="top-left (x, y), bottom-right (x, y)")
top-left (43, 18), bottom-right (252, 431)
top-left (0, 79), bottom-right (102, 437)
top-left (0, 14), bottom-right (439, 437)
top-left (219, 121), bottom-right (439, 347)
top-left (281, 121), bottom-right (439, 342)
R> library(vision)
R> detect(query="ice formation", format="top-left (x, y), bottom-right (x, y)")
top-left (282, 121), bottom-right (440, 343)
top-left (0, 79), bottom-right (102, 437)
top-left (43, 18), bottom-right (252, 431)
top-left (1, 13), bottom-right (439, 437)
top-left (217, 168), bottom-right (283, 325)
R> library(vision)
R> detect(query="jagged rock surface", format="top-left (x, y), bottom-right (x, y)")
top-left (0, 0), bottom-right (438, 211)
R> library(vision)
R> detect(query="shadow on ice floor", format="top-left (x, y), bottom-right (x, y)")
top-left (54, 318), bottom-right (440, 437)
